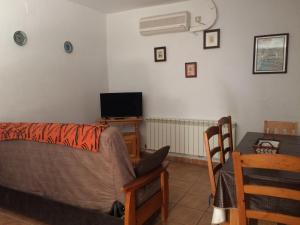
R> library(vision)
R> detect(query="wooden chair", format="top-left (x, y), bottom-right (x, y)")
top-left (232, 152), bottom-right (300, 225)
top-left (204, 126), bottom-right (224, 198)
top-left (204, 126), bottom-right (231, 225)
top-left (123, 162), bottom-right (169, 225)
top-left (218, 116), bottom-right (234, 163)
top-left (264, 120), bottom-right (298, 136)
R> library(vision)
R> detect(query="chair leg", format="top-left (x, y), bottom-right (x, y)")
top-left (124, 190), bottom-right (136, 225)
top-left (229, 208), bottom-right (239, 225)
top-left (160, 170), bottom-right (169, 222)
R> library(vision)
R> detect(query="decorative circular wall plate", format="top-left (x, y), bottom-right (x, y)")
top-left (13, 31), bottom-right (27, 46)
top-left (64, 41), bottom-right (73, 53)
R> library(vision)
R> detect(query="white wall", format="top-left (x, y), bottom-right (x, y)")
top-left (107, 0), bottom-right (300, 142)
top-left (0, 0), bottom-right (107, 123)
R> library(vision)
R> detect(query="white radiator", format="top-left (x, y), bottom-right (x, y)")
top-left (145, 117), bottom-right (236, 158)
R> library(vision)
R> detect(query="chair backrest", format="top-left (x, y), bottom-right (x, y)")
top-left (204, 126), bottom-right (224, 197)
top-left (232, 152), bottom-right (300, 225)
top-left (264, 120), bottom-right (298, 136)
top-left (218, 116), bottom-right (234, 162)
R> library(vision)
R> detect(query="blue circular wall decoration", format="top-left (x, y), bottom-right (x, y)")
top-left (13, 31), bottom-right (27, 46)
top-left (64, 41), bottom-right (73, 54)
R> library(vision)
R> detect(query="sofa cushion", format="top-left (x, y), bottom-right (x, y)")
top-left (134, 146), bottom-right (170, 177)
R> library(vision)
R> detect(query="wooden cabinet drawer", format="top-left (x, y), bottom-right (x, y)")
top-left (96, 117), bottom-right (142, 161)
top-left (123, 133), bottom-right (137, 158)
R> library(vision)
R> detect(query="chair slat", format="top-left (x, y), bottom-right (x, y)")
top-left (244, 185), bottom-right (300, 201)
top-left (240, 154), bottom-right (300, 172)
top-left (264, 120), bottom-right (298, 136)
top-left (223, 147), bottom-right (231, 154)
top-left (222, 133), bottom-right (230, 140)
top-left (204, 125), bottom-right (223, 198)
top-left (246, 210), bottom-right (300, 225)
top-left (205, 126), bottom-right (220, 140)
top-left (218, 116), bottom-right (234, 164)
top-left (213, 163), bottom-right (223, 175)
top-left (233, 152), bottom-right (300, 225)
top-left (210, 146), bottom-right (221, 157)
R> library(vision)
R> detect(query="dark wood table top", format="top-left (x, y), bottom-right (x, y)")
top-left (236, 132), bottom-right (300, 156)
top-left (214, 132), bottom-right (300, 216)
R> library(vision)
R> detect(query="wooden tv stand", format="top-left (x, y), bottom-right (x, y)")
top-left (96, 117), bottom-right (143, 160)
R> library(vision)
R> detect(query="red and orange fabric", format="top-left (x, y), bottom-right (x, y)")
top-left (0, 122), bottom-right (108, 152)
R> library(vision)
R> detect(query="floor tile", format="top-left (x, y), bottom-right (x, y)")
top-left (188, 179), bottom-right (211, 196)
top-left (0, 215), bottom-right (16, 224)
top-left (154, 221), bottom-right (183, 225)
top-left (5, 222), bottom-right (29, 225)
top-left (197, 210), bottom-right (213, 225)
top-left (169, 186), bottom-right (187, 204)
top-left (206, 205), bottom-right (214, 213)
top-left (177, 193), bottom-right (210, 211)
top-left (169, 177), bottom-right (194, 192)
top-left (168, 205), bottom-right (204, 225)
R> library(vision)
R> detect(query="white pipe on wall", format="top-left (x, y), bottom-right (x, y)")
top-left (189, 0), bottom-right (218, 33)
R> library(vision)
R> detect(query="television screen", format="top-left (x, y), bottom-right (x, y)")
top-left (100, 92), bottom-right (143, 118)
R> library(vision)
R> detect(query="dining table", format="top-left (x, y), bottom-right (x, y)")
top-left (211, 132), bottom-right (300, 225)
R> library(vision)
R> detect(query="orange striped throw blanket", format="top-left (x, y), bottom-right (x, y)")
top-left (0, 122), bottom-right (108, 152)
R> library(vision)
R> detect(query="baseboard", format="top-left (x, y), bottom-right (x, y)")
top-left (142, 150), bottom-right (208, 166)
top-left (167, 154), bottom-right (208, 166)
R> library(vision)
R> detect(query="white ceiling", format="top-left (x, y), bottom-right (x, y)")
top-left (68, 0), bottom-right (188, 13)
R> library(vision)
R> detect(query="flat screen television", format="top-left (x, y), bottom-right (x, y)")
top-left (100, 92), bottom-right (143, 118)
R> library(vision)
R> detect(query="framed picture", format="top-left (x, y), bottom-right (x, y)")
top-left (253, 33), bottom-right (289, 74)
top-left (203, 29), bottom-right (220, 49)
top-left (154, 46), bottom-right (167, 62)
top-left (185, 62), bottom-right (197, 78)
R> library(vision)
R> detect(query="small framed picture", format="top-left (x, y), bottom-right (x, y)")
top-left (154, 46), bottom-right (167, 62)
top-left (185, 62), bottom-right (197, 78)
top-left (203, 29), bottom-right (220, 49)
top-left (253, 33), bottom-right (289, 74)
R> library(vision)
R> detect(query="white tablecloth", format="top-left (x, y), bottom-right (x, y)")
top-left (211, 207), bottom-right (226, 224)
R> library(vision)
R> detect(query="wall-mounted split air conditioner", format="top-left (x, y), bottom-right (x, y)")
top-left (139, 11), bottom-right (191, 36)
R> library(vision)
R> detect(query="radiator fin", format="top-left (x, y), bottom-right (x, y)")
top-left (145, 118), bottom-right (236, 159)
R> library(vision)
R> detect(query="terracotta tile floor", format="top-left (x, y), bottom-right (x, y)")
top-left (0, 161), bottom-right (274, 225)
top-left (153, 161), bottom-right (213, 225)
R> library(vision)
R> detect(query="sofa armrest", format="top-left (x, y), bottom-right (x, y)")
top-left (123, 161), bottom-right (168, 192)
top-left (122, 161), bottom-right (169, 225)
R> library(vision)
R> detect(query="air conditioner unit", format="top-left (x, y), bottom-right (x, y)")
top-left (139, 11), bottom-right (191, 36)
